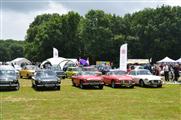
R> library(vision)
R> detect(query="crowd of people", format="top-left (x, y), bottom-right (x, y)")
top-left (152, 64), bottom-right (181, 82)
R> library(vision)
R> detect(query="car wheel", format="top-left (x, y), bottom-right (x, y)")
top-left (139, 80), bottom-right (145, 87)
top-left (57, 86), bottom-right (60, 90)
top-left (15, 83), bottom-right (20, 90)
top-left (72, 79), bottom-right (76, 86)
top-left (32, 83), bottom-right (35, 88)
top-left (80, 81), bottom-right (84, 89)
top-left (111, 81), bottom-right (116, 88)
top-left (158, 84), bottom-right (162, 88)
top-left (99, 85), bottom-right (103, 89)
top-left (129, 85), bottom-right (134, 88)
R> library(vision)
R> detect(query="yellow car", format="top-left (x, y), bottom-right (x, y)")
top-left (65, 67), bottom-right (82, 78)
top-left (19, 65), bottom-right (37, 79)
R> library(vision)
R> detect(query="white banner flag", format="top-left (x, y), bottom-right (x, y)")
top-left (53, 48), bottom-right (59, 58)
top-left (119, 43), bottom-right (127, 71)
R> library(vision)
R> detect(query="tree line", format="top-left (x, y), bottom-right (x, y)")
top-left (1, 6), bottom-right (181, 67)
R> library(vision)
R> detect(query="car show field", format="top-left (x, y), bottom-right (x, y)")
top-left (1, 79), bottom-right (180, 120)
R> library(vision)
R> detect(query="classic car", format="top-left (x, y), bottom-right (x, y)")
top-left (19, 65), bottom-right (37, 79)
top-left (82, 66), bottom-right (102, 75)
top-left (97, 65), bottom-right (111, 75)
top-left (31, 69), bottom-right (61, 90)
top-left (129, 69), bottom-right (163, 87)
top-left (103, 70), bottom-right (135, 88)
top-left (0, 65), bottom-right (20, 90)
top-left (51, 66), bottom-right (66, 79)
top-left (65, 67), bottom-right (82, 78)
top-left (72, 71), bottom-right (104, 89)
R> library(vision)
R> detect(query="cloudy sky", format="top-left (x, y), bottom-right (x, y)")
top-left (0, 0), bottom-right (181, 40)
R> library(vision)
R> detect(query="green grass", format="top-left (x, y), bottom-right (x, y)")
top-left (1, 79), bottom-right (181, 120)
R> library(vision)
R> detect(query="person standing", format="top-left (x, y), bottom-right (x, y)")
top-left (173, 64), bottom-right (180, 82)
top-left (163, 64), bottom-right (169, 81)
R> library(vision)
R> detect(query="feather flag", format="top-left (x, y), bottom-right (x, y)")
top-left (119, 43), bottom-right (127, 71)
top-left (53, 48), bottom-right (59, 58)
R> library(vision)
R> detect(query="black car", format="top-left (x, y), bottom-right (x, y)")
top-left (32, 70), bottom-right (61, 90)
top-left (0, 65), bottom-right (20, 90)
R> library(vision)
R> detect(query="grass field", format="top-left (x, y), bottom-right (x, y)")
top-left (1, 79), bottom-right (181, 120)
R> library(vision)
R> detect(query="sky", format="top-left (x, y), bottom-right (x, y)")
top-left (0, 0), bottom-right (181, 40)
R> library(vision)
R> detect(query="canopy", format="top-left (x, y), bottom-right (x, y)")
top-left (41, 57), bottom-right (78, 70)
top-left (127, 59), bottom-right (149, 64)
top-left (10, 58), bottom-right (31, 66)
top-left (176, 58), bottom-right (181, 63)
top-left (157, 57), bottom-right (176, 63)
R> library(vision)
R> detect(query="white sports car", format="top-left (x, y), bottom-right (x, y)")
top-left (129, 69), bottom-right (163, 87)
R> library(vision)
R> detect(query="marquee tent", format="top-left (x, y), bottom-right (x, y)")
top-left (127, 59), bottom-right (149, 64)
top-left (157, 57), bottom-right (176, 63)
top-left (10, 58), bottom-right (31, 66)
top-left (176, 58), bottom-right (181, 63)
top-left (41, 57), bottom-right (78, 70)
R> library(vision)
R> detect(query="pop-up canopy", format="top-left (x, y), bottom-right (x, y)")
top-left (176, 58), bottom-right (181, 63)
top-left (157, 57), bottom-right (176, 63)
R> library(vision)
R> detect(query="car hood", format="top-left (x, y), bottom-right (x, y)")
top-left (109, 75), bottom-right (133, 81)
top-left (136, 75), bottom-right (161, 80)
top-left (79, 75), bottom-right (102, 80)
top-left (0, 75), bottom-right (17, 81)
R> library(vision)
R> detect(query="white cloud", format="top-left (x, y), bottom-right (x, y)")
top-left (2, 1), bottom-right (70, 40)
top-left (164, 0), bottom-right (181, 6)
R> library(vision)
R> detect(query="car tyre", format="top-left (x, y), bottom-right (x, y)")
top-left (158, 84), bottom-right (162, 88)
top-left (15, 83), bottom-right (20, 90)
top-left (80, 81), bottom-right (84, 89)
top-left (57, 86), bottom-right (60, 90)
top-left (99, 85), bottom-right (103, 89)
top-left (139, 80), bottom-right (145, 87)
top-left (111, 81), bottom-right (116, 88)
top-left (72, 79), bottom-right (76, 86)
top-left (129, 85), bottom-right (134, 88)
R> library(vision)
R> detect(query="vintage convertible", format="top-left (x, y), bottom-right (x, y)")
top-left (72, 71), bottom-right (104, 89)
top-left (19, 65), bottom-right (37, 79)
top-left (129, 69), bottom-right (163, 87)
top-left (103, 70), bottom-right (135, 88)
top-left (32, 69), bottom-right (61, 90)
top-left (0, 65), bottom-right (20, 90)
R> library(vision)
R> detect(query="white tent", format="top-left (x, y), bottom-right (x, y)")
top-left (176, 58), bottom-right (181, 63)
top-left (11, 58), bottom-right (31, 66)
top-left (157, 57), bottom-right (176, 63)
top-left (127, 59), bottom-right (149, 64)
top-left (41, 57), bottom-right (66, 67)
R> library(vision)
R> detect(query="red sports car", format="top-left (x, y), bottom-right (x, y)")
top-left (72, 71), bottom-right (104, 89)
top-left (103, 70), bottom-right (135, 88)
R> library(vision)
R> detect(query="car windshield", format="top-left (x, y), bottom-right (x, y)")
top-left (109, 71), bottom-right (126, 75)
top-left (39, 71), bottom-right (56, 79)
top-left (81, 71), bottom-right (97, 75)
top-left (72, 68), bottom-right (82, 71)
top-left (83, 67), bottom-right (97, 71)
top-left (25, 65), bottom-right (37, 70)
top-left (0, 70), bottom-right (16, 76)
top-left (51, 67), bottom-right (61, 71)
top-left (137, 70), bottom-right (152, 75)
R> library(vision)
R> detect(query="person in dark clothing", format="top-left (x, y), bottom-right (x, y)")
top-left (163, 64), bottom-right (169, 81)
top-left (173, 65), bottom-right (180, 82)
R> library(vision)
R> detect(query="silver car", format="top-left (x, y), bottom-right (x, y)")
top-left (0, 65), bottom-right (20, 90)
top-left (32, 69), bottom-right (61, 90)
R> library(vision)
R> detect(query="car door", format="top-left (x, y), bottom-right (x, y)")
top-left (103, 72), bottom-right (110, 85)
top-left (129, 71), bottom-right (139, 84)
